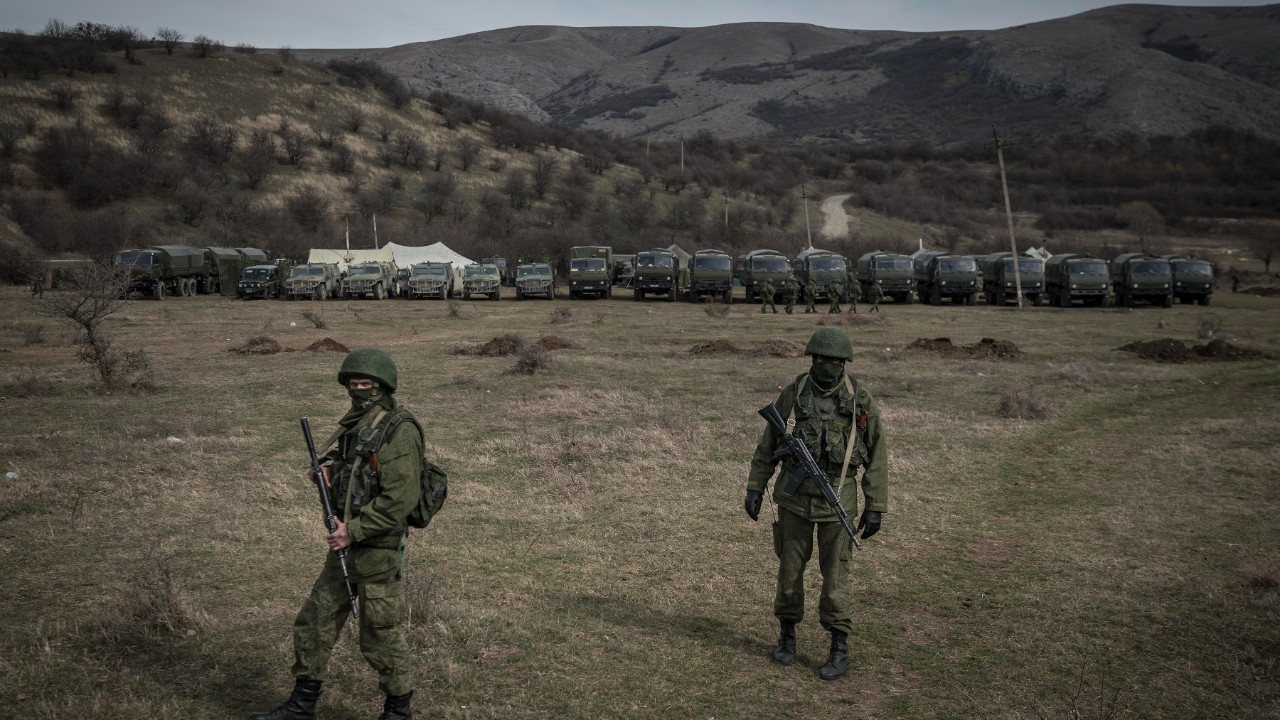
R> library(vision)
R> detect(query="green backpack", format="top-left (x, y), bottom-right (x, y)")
top-left (375, 411), bottom-right (448, 529)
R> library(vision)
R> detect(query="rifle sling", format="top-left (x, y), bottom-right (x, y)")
top-left (788, 373), bottom-right (859, 497)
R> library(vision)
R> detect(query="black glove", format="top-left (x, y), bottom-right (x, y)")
top-left (856, 510), bottom-right (881, 539)
top-left (744, 490), bottom-right (763, 521)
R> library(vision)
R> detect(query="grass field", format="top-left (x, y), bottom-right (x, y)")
top-left (1, 284), bottom-right (1278, 719)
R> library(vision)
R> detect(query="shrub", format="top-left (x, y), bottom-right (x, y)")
top-left (996, 387), bottom-right (1056, 419)
top-left (509, 344), bottom-right (555, 374)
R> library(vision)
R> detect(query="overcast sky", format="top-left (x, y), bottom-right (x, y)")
top-left (3, 0), bottom-right (1273, 49)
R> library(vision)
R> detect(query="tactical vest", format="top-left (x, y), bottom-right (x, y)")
top-left (785, 372), bottom-right (870, 493)
top-left (330, 407), bottom-right (411, 547)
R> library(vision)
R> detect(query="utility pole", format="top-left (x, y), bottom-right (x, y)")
top-left (373, 213), bottom-right (379, 250)
top-left (723, 195), bottom-right (730, 230)
top-left (801, 185), bottom-right (813, 250)
top-left (993, 127), bottom-right (1024, 308)
top-left (680, 135), bottom-right (684, 176)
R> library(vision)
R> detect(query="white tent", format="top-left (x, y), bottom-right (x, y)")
top-left (307, 248), bottom-right (395, 274)
top-left (382, 242), bottom-right (475, 271)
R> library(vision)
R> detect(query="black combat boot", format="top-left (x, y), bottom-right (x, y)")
top-left (818, 630), bottom-right (850, 681)
top-left (377, 690), bottom-right (413, 720)
top-left (248, 679), bottom-right (321, 720)
top-left (771, 620), bottom-right (797, 666)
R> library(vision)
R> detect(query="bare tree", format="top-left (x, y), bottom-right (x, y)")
top-left (191, 35), bottom-right (223, 59)
top-left (532, 153), bottom-right (557, 199)
top-left (341, 107), bottom-right (366, 134)
top-left (280, 127), bottom-right (311, 166)
top-left (240, 129), bottom-right (277, 189)
top-left (37, 261), bottom-right (152, 390)
top-left (156, 27), bottom-right (183, 54)
top-left (49, 82), bottom-right (81, 112)
top-left (1117, 201), bottom-right (1164, 253)
top-left (456, 137), bottom-right (481, 171)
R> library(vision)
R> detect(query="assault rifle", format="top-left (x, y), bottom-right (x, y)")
top-left (301, 417), bottom-right (360, 619)
top-left (758, 402), bottom-right (862, 551)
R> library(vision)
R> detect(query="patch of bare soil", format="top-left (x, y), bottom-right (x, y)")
top-left (750, 339), bottom-right (806, 357)
top-left (1240, 286), bottom-right (1280, 297)
top-left (456, 333), bottom-right (527, 356)
top-left (817, 314), bottom-right (884, 328)
top-left (229, 336), bottom-right (284, 355)
top-left (538, 335), bottom-right (581, 350)
top-left (682, 339), bottom-right (805, 357)
top-left (690, 339), bottom-right (738, 354)
top-left (305, 338), bottom-right (349, 353)
top-left (1116, 338), bottom-right (1274, 363)
top-left (907, 337), bottom-right (1022, 359)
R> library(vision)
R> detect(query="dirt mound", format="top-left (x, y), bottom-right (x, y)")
top-left (305, 338), bottom-right (349, 353)
top-left (538, 335), bottom-right (582, 350)
top-left (1241, 286), bottom-right (1280, 297)
top-left (458, 333), bottom-right (527, 356)
top-left (750, 339), bottom-right (806, 357)
top-left (907, 337), bottom-right (1021, 359)
top-left (1116, 338), bottom-right (1273, 363)
top-left (229, 336), bottom-right (283, 355)
top-left (690, 339), bottom-right (738, 354)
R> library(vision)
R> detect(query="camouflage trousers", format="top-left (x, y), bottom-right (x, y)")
top-left (761, 295), bottom-right (777, 313)
top-left (292, 551), bottom-right (412, 697)
top-left (773, 506), bottom-right (854, 635)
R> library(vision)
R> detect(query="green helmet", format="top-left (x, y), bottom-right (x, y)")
top-left (804, 328), bottom-right (854, 361)
top-left (338, 348), bottom-right (398, 391)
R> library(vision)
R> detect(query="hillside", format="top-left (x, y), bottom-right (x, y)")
top-left (297, 4), bottom-right (1280, 144)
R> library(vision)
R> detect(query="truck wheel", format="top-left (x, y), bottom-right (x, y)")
top-left (464, 290), bottom-right (471, 300)
top-left (516, 288), bottom-right (524, 301)
top-left (261, 286), bottom-right (270, 300)
top-left (493, 287), bottom-right (501, 301)
top-left (606, 285), bottom-right (612, 300)
top-left (1057, 288), bottom-right (1070, 308)
top-left (154, 281), bottom-right (166, 300)
top-left (967, 292), bottom-right (979, 306)
top-left (668, 285), bottom-right (676, 302)
top-left (930, 287), bottom-right (941, 306)
top-left (723, 289), bottom-right (733, 304)
top-left (901, 293), bottom-right (912, 305)
top-left (373, 284), bottom-right (384, 301)
top-left (1122, 291), bottom-right (1134, 308)
top-left (317, 286), bottom-right (328, 301)
top-left (1199, 296), bottom-right (1210, 306)
top-left (634, 288), bottom-right (642, 301)
top-left (1162, 293), bottom-right (1173, 308)
top-left (1032, 293), bottom-right (1042, 307)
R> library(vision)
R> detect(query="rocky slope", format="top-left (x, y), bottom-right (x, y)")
top-left (297, 4), bottom-right (1280, 144)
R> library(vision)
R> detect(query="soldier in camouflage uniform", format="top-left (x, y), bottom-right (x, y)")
top-left (251, 348), bottom-right (423, 720)
top-left (783, 275), bottom-right (799, 315)
top-left (846, 269), bottom-right (859, 314)
top-left (804, 279), bottom-right (818, 314)
top-left (760, 279), bottom-right (778, 314)
top-left (744, 328), bottom-right (888, 681)
top-left (828, 280), bottom-right (844, 314)
top-left (868, 281), bottom-right (885, 313)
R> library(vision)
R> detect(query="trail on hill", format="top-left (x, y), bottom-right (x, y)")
top-left (821, 194), bottom-right (852, 239)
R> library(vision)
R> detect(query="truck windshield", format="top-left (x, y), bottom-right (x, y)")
top-left (414, 267), bottom-right (446, 276)
top-left (694, 256), bottom-right (731, 271)
top-left (350, 266), bottom-right (380, 275)
top-left (810, 257), bottom-right (845, 271)
top-left (875, 258), bottom-right (911, 271)
top-left (292, 267), bottom-right (323, 277)
top-left (243, 268), bottom-right (272, 279)
top-left (518, 267), bottom-right (551, 276)
top-left (571, 259), bottom-right (606, 272)
top-left (1131, 261), bottom-right (1170, 275)
top-left (636, 255), bottom-right (673, 268)
top-left (115, 251), bottom-right (153, 267)
top-left (1003, 259), bottom-right (1043, 273)
top-left (466, 267), bottom-right (499, 277)
top-left (1069, 262), bottom-right (1108, 275)
top-left (1173, 262), bottom-right (1212, 276)
top-left (939, 259), bottom-right (976, 272)
top-left (751, 257), bottom-right (788, 272)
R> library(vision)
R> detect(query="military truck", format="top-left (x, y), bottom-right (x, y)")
top-left (462, 263), bottom-right (502, 300)
top-left (1163, 255), bottom-right (1214, 305)
top-left (739, 249), bottom-right (791, 303)
top-left (284, 263), bottom-right (342, 300)
top-left (114, 245), bottom-right (214, 300)
top-left (855, 251), bottom-right (914, 304)
top-left (481, 257), bottom-right (515, 286)
top-left (342, 261), bottom-right (397, 300)
top-left (1044, 253), bottom-right (1111, 308)
top-left (1110, 253), bottom-right (1173, 308)
top-left (237, 264), bottom-right (284, 299)
top-left (913, 251), bottom-right (979, 305)
top-left (686, 249), bottom-right (734, 303)
top-left (981, 252), bottom-right (1046, 306)
top-left (514, 262), bottom-right (556, 300)
top-left (632, 248), bottom-right (678, 301)
top-left (793, 248), bottom-right (848, 301)
top-left (568, 246), bottom-right (613, 299)
top-left (407, 262), bottom-right (454, 299)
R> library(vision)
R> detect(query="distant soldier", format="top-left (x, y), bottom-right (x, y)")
top-left (868, 281), bottom-right (885, 313)
top-left (804, 279), bottom-right (818, 314)
top-left (828, 280), bottom-right (844, 314)
top-left (1231, 268), bottom-right (1240, 293)
top-left (760, 279), bottom-right (778, 314)
top-left (783, 275), bottom-right (799, 315)
top-left (846, 269), bottom-right (859, 314)
top-left (30, 271), bottom-right (45, 299)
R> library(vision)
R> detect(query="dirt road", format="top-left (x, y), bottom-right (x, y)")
top-left (821, 193), bottom-right (852, 239)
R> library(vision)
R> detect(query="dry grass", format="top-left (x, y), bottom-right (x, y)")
top-left (995, 385), bottom-right (1058, 419)
top-left (0, 286), bottom-right (1277, 719)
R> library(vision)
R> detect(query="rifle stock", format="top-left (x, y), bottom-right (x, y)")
top-left (757, 402), bottom-right (863, 551)
top-left (301, 417), bottom-right (361, 619)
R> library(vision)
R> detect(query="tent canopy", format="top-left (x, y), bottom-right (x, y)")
top-left (307, 248), bottom-right (395, 273)
top-left (382, 242), bottom-right (474, 271)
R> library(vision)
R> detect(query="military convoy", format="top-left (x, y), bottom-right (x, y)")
top-left (686, 249), bottom-right (734, 303)
top-left (514, 262), bottom-right (556, 300)
top-left (1110, 253), bottom-right (1173, 308)
top-left (981, 252), bottom-right (1045, 306)
top-left (739, 250), bottom-right (790, 303)
top-left (284, 263), bottom-right (343, 301)
top-left (855, 251), bottom-right (913, 304)
top-left (632, 248), bottom-right (678, 301)
top-left (462, 263), bottom-right (502, 300)
top-left (1164, 255), bottom-right (1214, 305)
top-left (342, 261), bottom-right (398, 300)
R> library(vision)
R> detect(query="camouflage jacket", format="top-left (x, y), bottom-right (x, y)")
top-left (748, 371), bottom-right (889, 521)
